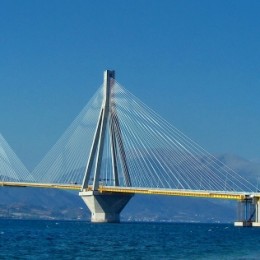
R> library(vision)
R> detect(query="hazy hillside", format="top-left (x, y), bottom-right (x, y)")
top-left (215, 154), bottom-right (260, 186)
top-left (0, 187), bottom-right (89, 220)
top-left (0, 153), bottom-right (259, 223)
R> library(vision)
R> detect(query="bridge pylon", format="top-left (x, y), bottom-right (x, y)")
top-left (79, 70), bottom-right (133, 223)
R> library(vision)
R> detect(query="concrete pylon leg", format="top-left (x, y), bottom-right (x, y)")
top-left (234, 197), bottom-right (260, 227)
top-left (79, 191), bottom-right (133, 223)
top-left (252, 198), bottom-right (260, 227)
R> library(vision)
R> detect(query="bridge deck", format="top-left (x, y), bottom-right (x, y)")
top-left (2, 181), bottom-right (259, 200)
top-left (98, 186), bottom-right (255, 200)
top-left (0, 181), bottom-right (81, 190)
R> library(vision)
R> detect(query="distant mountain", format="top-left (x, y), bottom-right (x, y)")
top-left (0, 153), bottom-right (259, 223)
top-left (214, 153), bottom-right (260, 186)
top-left (122, 195), bottom-right (236, 223)
top-left (0, 187), bottom-right (89, 220)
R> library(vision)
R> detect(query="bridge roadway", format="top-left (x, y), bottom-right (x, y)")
top-left (1, 181), bottom-right (259, 200)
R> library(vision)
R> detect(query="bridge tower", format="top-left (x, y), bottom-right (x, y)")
top-left (79, 70), bottom-right (133, 223)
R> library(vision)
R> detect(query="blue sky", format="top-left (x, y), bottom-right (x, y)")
top-left (1, 0), bottom-right (260, 169)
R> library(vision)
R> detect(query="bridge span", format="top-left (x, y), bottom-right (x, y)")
top-left (0, 70), bottom-right (259, 226)
top-left (2, 180), bottom-right (260, 227)
top-left (2, 181), bottom-right (258, 200)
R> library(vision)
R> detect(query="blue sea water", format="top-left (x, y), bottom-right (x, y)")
top-left (0, 220), bottom-right (260, 259)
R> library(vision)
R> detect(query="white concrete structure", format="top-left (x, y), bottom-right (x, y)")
top-left (80, 70), bottom-right (133, 223)
top-left (80, 190), bottom-right (132, 223)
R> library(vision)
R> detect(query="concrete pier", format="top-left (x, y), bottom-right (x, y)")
top-left (234, 196), bottom-right (260, 227)
top-left (80, 191), bottom-right (133, 223)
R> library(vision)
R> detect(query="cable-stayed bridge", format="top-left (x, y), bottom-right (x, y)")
top-left (1, 70), bottom-right (259, 226)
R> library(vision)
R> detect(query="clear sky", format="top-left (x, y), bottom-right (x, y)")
top-left (0, 0), bottom-right (260, 169)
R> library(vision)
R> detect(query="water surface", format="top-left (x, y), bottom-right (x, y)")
top-left (0, 220), bottom-right (260, 259)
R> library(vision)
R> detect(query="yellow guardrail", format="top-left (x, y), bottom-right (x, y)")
top-left (0, 181), bottom-right (81, 190)
top-left (98, 186), bottom-right (256, 200)
top-left (1, 181), bottom-right (260, 200)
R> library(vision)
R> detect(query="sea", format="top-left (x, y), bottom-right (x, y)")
top-left (0, 220), bottom-right (260, 259)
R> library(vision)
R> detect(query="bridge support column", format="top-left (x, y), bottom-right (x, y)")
top-left (234, 196), bottom-right (260, 227)
top-left (79, 191), bottom-right (133, 223)
top-left (252, 198), bottom-right (260, 227)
